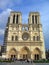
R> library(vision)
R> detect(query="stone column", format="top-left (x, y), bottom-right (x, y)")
top-left (31, 54), bottom-right (34, 60)
top-left (19, 15), bottom-right (22, 24)
top-left (29, 14), bottom-right (32, 24)
top-left (37, 16), bottom-right (38, 24)
top-left (34, 15), bottom-right (35, 24)
top-left (10, 15), bottom-right (13, 24)
top-left (15, 15), bottom-right (16, 24)
top-left (18, 54), bottom-right (20, 59)
top-left (38, 15), bottom-right (41, 24)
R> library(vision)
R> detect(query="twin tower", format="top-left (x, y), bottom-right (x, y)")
top-left (2, 11), bottom-right (46, 60)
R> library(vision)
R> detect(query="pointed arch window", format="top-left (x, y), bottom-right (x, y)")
top-left (16, 14), bottom-right (19, 24)
top-left (33, 36), bottom-right (35, 41)
top-left (12, 36), bottom-right (14, 41)
top-left (35, 16), bottom-right (37, 24)
top-left (37, 36), bottom-right (40, 41)
top-left (13, 15), bottom-right (15, 24)
top-left (15, 36), bottom-right (18, 41)
top-left (32, 15), bottom-right (34, 24)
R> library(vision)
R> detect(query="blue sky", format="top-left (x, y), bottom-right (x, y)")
top-left (0, 0), bottom-right (49, 49)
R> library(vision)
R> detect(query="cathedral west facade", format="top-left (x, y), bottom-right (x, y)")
top-left (1, 11), bottom-right (46, 60)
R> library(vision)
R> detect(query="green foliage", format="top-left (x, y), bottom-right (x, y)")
top-left (33, 59), bottom-right (49, 63)
top-left (0, 60), bottom-right (14, 63)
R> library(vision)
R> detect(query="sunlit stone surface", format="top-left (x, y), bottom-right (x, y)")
top-left (0, 12), bottom-right (46, 60)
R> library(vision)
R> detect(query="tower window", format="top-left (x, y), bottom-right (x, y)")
top-left (33, 27), bottom-right (34, 30)
top-left (37, 36), bottom-right (40, 41)
top-left (32, 15), bottom-right (34, 24)
top-left (33, 36), bottom-right (35, 41)
top-left (13, 15), bottom-right (15, 24)
top-left (12, 36), bottom-right (14, 41)
top-left (35, 16), bottom-right (37, 24)
top-left (16, 15), bottom-right (19, 24)
top-left (15, 36), bottom-right (18, 41)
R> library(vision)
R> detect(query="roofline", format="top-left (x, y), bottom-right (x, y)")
top-left (10, 11), bottom-right (22, 14)
top-left (29, 12), bottom-right (40, 16)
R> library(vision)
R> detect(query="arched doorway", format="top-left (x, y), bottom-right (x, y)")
top-left (33, 48), bottom-right (41, 60)
top-left (20, 47), bottom-right (31, 60)
top-left (8, 48), bottom-right (18, 59)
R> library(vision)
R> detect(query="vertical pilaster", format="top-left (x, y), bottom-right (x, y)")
top-left (19, 15), bottom-right (22, 24)
top-left (10, 15), bottom-right (13, 24)
top-left (34, 15), bottom-right (35, 24)
top-left (31, 54), bottom-right (34, 60)
top-left (18, 54), bottom-right (20, 59)
top-left (15, 15), bottom-right (16, 24)
top-left (37, 15), bottom-right (38, 24)
top-left (18, 13), bottom-right (22, 41)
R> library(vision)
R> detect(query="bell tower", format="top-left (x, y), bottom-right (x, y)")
top-left (9, 12), bottom-right (22, 24)
top-left (4, 12), bottom-right (22, 44)
top-left (28, 12), bottom-right (40, 24)
top-left (28, 12), bottom-right (46, 59)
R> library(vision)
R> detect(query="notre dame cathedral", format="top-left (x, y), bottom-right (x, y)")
top-left (1, 11), bottom-right (46, 60)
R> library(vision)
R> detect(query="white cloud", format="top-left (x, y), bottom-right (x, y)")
top-left (0, 29), bottom-right (4, 35)
top-left (0, 9), bottom-right (12, 27)
top-left (0, 8), bottom-right (12, 44)
top-left (0, 0), bottom-right (22, 10)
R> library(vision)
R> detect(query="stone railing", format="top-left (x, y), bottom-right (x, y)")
top-left (5, 41), bottom-right (42, 46)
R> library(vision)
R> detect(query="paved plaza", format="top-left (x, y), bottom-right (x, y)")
top-left (0, 61), bottom-right (49, 65)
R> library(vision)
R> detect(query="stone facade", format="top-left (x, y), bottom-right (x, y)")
top-left (2, 11), bottom-right (46, 60)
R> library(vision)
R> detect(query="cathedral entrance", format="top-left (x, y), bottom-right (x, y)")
top-left (20, 47), bottom-right (31, 60)
top-left (11, 55), bottom-right (16, 59)
top-left (23, 54), bottom-right (30, 59)
top-left (8, 48), bottom-right (18, 59)
top-left (23, 54), bottom-right (27, 59)
top-left (33, 48), bottom-right (41, 60)
top-left (34, 54), bottom-right (39, 60)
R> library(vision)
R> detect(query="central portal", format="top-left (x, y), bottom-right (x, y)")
top-left (11, 55), bottom-right (16, 59)
top-left (20, 47), bottom-right (31, 59)
top-left (23, 54), bottom-right (27, 59)
top-left (23, 54), bottom-right (29, 59)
